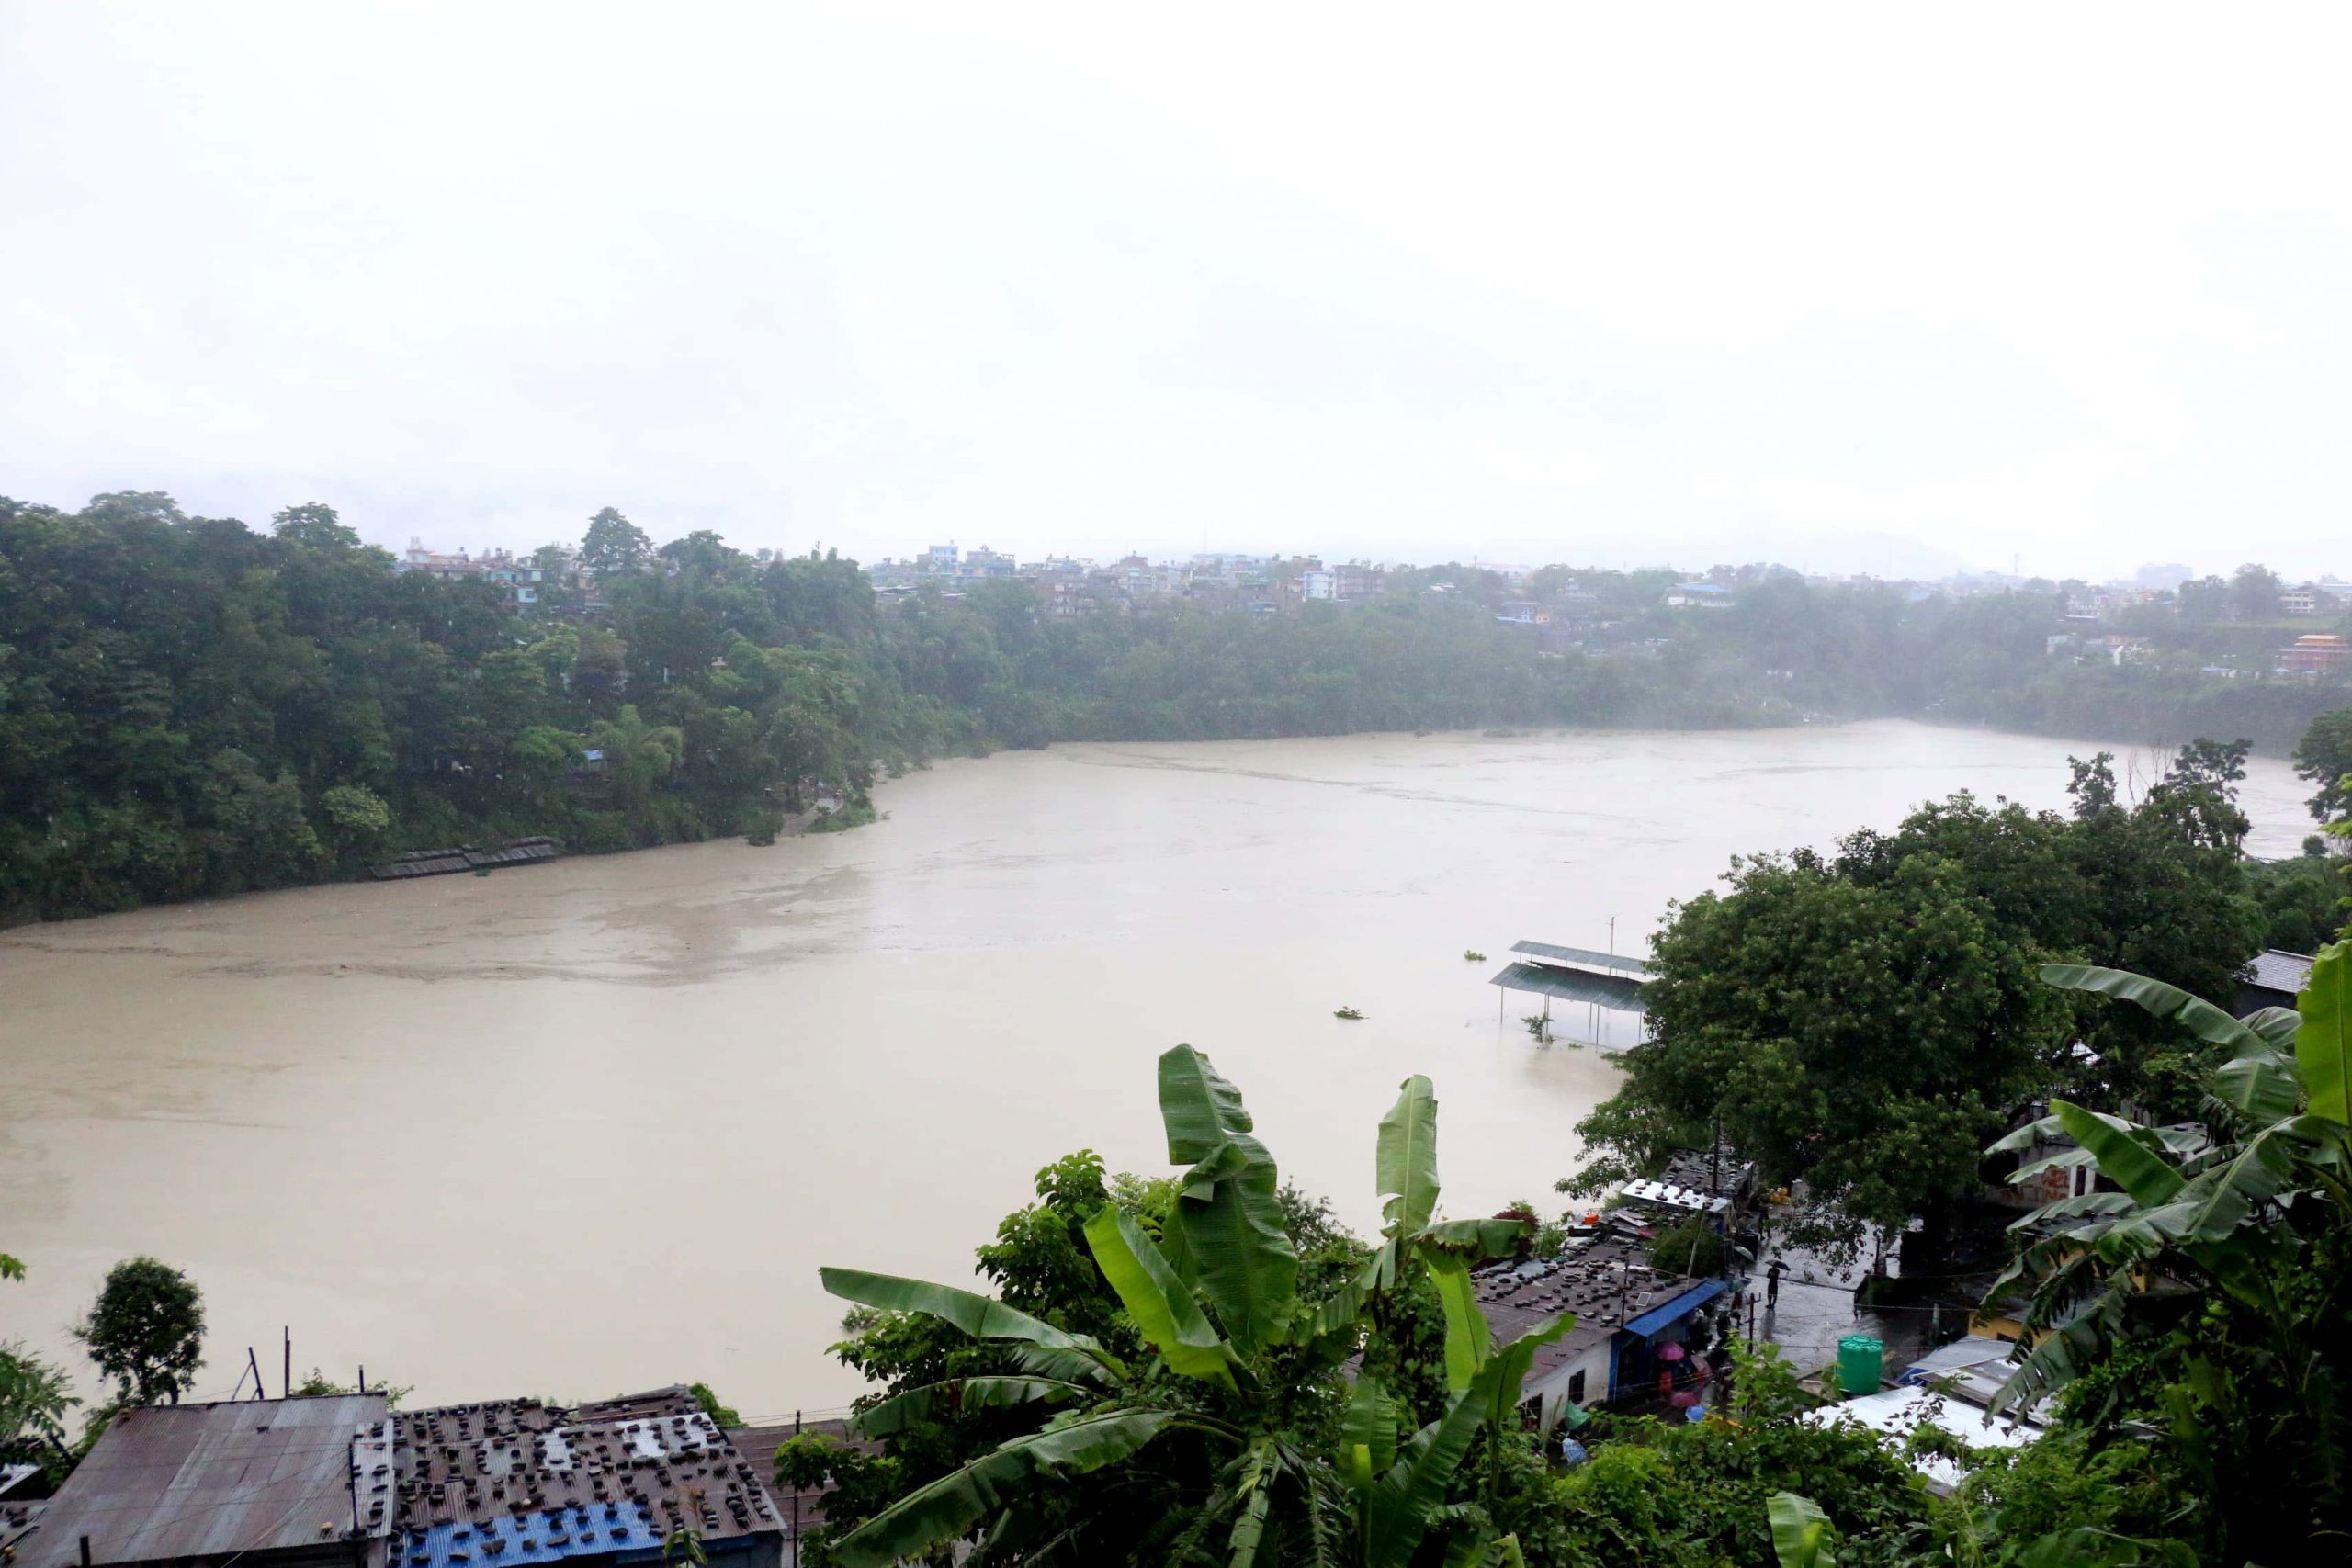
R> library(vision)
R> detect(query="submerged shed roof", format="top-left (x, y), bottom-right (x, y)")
top-left (1488, 963), bottom-right (1648, 1011)
top-left (1510, 941), bottom-right (1653, 980)
top-left (25, 1394), bottom-right (388, 1568)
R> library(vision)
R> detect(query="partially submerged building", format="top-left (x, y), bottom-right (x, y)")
top-left (1487, 941), bottom-right (1652, 1052)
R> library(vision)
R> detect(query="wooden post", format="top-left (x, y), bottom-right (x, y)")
top-left (283, 1328), bottom-right (291, 1400)
top-left (789, 1410), bottom-right (803, 1568)
top-left (246, 1348), bottom-right (264, 1401)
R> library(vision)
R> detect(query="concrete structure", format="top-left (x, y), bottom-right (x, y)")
top-left (1478, 1235), bottom-right (1731, 1423)
top-left (2280, 634), bottom-right (2350, 675)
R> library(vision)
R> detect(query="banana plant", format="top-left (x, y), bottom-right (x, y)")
top-left (1985, 943), bottom-right (2352, 1418)
top-left (815, 1047), bottom-right (1558, 1567)
top-left (1767, 1492), bottom-right (1838, 1568)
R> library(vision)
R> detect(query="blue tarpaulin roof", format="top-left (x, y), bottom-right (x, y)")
top-left (1622, 1278), bottom-right (1728, 1340)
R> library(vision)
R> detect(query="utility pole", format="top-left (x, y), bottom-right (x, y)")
top-left (283, 1328), bottom-right (291, 1400)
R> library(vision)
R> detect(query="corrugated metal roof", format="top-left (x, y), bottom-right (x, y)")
top-left (2246, 948), bottom-right (2315, 996)
top-left (381, 1392), bottom-right (777, 1558)
top-left (1475, 1237), bottom-right (1707, 1384)
top-left (1510, 941), bottom-right (1654, 979)
top-left (726, 1422), bottom-right (865, 1543)
top-left (1623, 1279), bottom-right (1726, 1339)
top-left (25, 1394), bottom-right (387, 1568)
top-left (1488, 963), bottom-right (1648, 1011)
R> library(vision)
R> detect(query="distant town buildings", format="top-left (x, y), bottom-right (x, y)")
top-left (397, 539), bottom-right (556, 611)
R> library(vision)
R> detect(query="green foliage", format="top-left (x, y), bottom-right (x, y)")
top-left (1986, 946), bottom-right (2352, 1562)
top-left (1646, 1217), bottom-right (1728, 1278)
top-left (801, 1055), bottom-right (1547, 1567)
top-left (687, 1382), bottom-right (740, 1427)
top-left (2292, 706), bottom-right (2352, 822)
top-left (7, 491), bottom-right (2345, 924)
top-left (0, 1340), bottom-right (77, 1461)
top-left (1546, 1346), bottom-right (1933, 1565)
top-left (73, 1257), bottom-right (204, 1405)
top-left (1769, 1492), bottom-right (1838, 1568)
top-left (2249, 844), bottom-right (2347, 955)
top-left (1569, 745), bottom-right (2267, 1255)
top-left (291, 1367), bottom-right (413, 1407)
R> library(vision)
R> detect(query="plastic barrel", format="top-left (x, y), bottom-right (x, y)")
top-left (1837, 1334), bottom-right (1884, 1395)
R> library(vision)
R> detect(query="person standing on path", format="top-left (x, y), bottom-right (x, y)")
top-left (1766, 1258), bottom-right (1784, 1309)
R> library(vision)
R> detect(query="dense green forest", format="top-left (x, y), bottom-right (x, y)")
top-left (6, 491), bottom-right (2350, 922)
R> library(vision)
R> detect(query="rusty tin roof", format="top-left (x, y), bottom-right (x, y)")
top-left (26, 1394), bottom-right (389, 1568)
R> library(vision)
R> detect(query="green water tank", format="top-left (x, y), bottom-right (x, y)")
top-left (1837, 1334), bottom-right (1884, 1395)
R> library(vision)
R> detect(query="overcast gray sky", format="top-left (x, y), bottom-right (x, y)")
top-left (4, 4), bottom-right (2348, 579)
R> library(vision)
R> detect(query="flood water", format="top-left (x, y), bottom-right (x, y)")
top-left (0, 722), bottom-right (2312, 1419)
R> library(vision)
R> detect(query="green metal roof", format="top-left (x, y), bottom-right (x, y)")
top-left (1489, 962), bottom-right (1648, 1011)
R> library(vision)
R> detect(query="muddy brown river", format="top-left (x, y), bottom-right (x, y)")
top-left (0, 723), bottom-right (2312, 1419)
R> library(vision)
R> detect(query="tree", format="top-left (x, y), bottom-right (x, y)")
top-left (1985, 949), bottom-right (2352, 1563)
top-left (74, 1258), bottom-right (204, 1405)
top-left (270, 502), bottom-right (362, 551)
top-left (2229, 562), bottom-right (2283, 622)
top-left (1570, 845), bottom-right (2072, 1261)
top-left (584, 705), bottom-right (684, 818)
top-left (0, 1254), bottom-right (77, 1467)
top-left (2176, 575), bottom-right (2230, 624)
top-left (578, 507), bottom-right (653, 579)
top-left (2248, 847), bottom-right (2346, 953)
top-left (801, 1050), bottom-right (1552, 1567)
top-left (2293, 706), bottom-right (2352, 824)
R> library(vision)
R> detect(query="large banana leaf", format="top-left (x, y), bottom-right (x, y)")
top-left (1364, 1389), bottom-right (1489, 1568)
top-left (2050, 1100), bottom-right (2186, 1207)
top-left (1083, 1203), bottom-right (1240, 1388)
top-left (1482, 1311), bottom-right (1574, 1433)
top-left (2295, 941), bottom-right (2350, 1125)
top-left (2241, 1006), bottom-right (2303, 1047)
top-left (1415, 1217), bottom-right (1532, 1258)
top-left (1377, 1076), bottom-right (1441, 1235)
top-left (1160, 1044), bottom-right (1254, 1161)
top-left (1225, 1438), bottom-right (1277, 1568)
top-left (1339, 1374), bottom-right (1399, 1487)
top-left (2211, 1045), bottom-right (2301, 1124)
top-left (820, 1268), bottom-right (1126, 1377)
top-left (852, 1375), bottom-right (1091, 1438)
top-left (1301, 1253), bottom-right (1383, 1361)
top-left (1420, 1248), bottom-right (1490, 1392)
top-left (1991, 1280), bottom-right (2129, 1413)
top-left (2040, 963), bottom-right (2266, 1055)
top-left (1767, 1492), bottom-right (1838, 1568)
top-left (1009, 1342), bottom-right (1122, 1388)
top-left (826, 1407), bottom-right (1176, 1568)
top-left (1170, 1131), bottom-right (1299, 1354)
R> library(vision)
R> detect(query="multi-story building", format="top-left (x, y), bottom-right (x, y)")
top-left (2281, 634), bottom-right (2350, 675)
